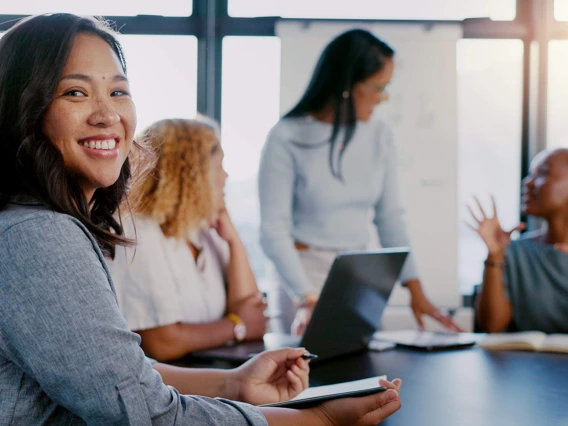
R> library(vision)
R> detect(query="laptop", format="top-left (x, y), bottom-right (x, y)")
top-left (191, 247), bottom-right (409, 363)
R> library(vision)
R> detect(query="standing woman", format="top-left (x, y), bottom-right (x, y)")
top-left (110, 117), bottom-right (267, 362)
top-left (0, 13), bottom-right (402, 424)
top-left (259, 29), bottom-right (461, 333)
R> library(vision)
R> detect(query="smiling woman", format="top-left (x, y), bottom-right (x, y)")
top-left (0, 14), bottom-right (135, 258)
top-left (0, 13), bottom-right (402, 426)
top-left (42, 33), bottom-right (136, 201)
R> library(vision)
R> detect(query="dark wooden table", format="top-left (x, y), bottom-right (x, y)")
top-left (308, 347), bottom-right (568, 426)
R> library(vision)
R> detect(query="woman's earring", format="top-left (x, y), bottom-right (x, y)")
top-left (342, 90), bottom-right (349, 99)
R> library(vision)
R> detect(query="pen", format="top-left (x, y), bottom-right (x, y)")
top-left (301, 353), bottom-right (318, 360)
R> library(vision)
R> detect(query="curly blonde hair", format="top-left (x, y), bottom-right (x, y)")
top-left (130, 118), bottom-right (219, 240)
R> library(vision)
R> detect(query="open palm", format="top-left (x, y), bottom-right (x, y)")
top-left (467, 195), bottom-right (525, 255)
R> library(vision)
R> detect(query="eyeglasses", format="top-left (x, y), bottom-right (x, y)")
top-left (360, 82), bottom-right (390, 94)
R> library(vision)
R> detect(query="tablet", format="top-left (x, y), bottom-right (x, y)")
top-left (260, 375), bottom-right (388, 409)
top-left (261, 386), bottom-right (387, 409)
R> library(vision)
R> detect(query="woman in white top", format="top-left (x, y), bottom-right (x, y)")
top-left (111, 117), bottom-right (267, 361)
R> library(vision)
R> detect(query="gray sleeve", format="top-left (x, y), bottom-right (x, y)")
top-left (258, 132), bottom-right (314, 296)
top-left (372, 127), bottom-right (419, 283)
top-left (0, 216), bottom-right (267, 426)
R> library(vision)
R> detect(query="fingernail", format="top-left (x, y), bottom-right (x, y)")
top-left (386, 389), bottom-right (398, 401)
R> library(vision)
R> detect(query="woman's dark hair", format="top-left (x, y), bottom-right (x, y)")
top-left (284, 29), bottom-right (394, 179)
top-left (0, 13), bottom-right (134, 258)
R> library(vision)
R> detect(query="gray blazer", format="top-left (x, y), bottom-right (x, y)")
top-left (0, 198), bottom-right (267, 425)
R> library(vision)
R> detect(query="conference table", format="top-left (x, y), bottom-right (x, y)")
top-left (183, 346), bottom-right (568, 426)
top-left (307, 347), bottom-right (568, 426)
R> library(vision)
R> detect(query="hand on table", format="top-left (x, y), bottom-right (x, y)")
top-left (406, 280), bottom-right (463, 332)
top-left (291, 294), bottom-right (318, 336)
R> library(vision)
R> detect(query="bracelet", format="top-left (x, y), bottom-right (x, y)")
top-left (227, 313), bottom-right (243, 325)
top-left (484, 259), bottom-right (505, 268)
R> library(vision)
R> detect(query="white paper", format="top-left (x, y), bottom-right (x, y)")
top-left (290, 375), bottom-right (387, 401)
top-left (368, 340), bottom-right (397, 351)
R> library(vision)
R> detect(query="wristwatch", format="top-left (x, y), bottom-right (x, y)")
top-left (227, 313), bottom-right (247, 343)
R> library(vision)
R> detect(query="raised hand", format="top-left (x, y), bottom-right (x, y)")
top-left (466, 195), bottom-right (525, 257)
top-left (291, 306), bottom-right (313, 336)
top-left (231, 293), bottom-right (268, 340)
top-left (235, 347), bottom-right (310, 405)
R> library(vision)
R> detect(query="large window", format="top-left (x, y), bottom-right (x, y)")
top-left (0, 32), bottom-right (198, 132)
top-left (4, 1), bottom-right (565, 302)
top-left (457, 39), bottom-right (523, 295)
top-left (0, 1), bottom-right (192, 16)
top-left (221, 36), bottom-right (281, 290)
top-left (119, 35), bottom-right (197, 133)
top-left (555, 0), bottom-right (568, 20)
top-left (548, 40), bottom-right (568, 149)
top-left (229, 0), bottom-right (515, 21)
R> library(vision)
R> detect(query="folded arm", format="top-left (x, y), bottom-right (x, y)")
top-left (137, 319), bottom-right (236, 361)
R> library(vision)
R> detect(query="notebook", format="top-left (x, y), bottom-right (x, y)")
top-left (479, 331), bottom-right (568, 353)
top-left (191, 248), bottom-right (409, 363)
top-left (261, 375), bottom-right (388, 408)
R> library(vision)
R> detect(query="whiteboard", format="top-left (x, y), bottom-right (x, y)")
top-left (277, 21), bottom-right (462, 307)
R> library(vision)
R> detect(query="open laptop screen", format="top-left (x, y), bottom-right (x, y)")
top-left (300, 248), bottom-right (409, 361)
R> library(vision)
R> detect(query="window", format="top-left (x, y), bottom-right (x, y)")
top-left (547, 40), bottom-right (568, 149)
top-left (229, 0), bottom-right (515, 21)
top-left (221, 36), bottom-right (281, 290)
top-left (0, 33), bottom-right (198, 131)
top-left (0, 0), bottom-right (192, 16)
top-left (119, 35), bottom-right (197, 133)
top-left (555, 0), bottom-right (568, 20)
top-left (457, 39), bottom-right (523, 295)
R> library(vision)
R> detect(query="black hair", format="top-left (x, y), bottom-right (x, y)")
top-left (0, 13), bottom-right (134, 258)
top-left (284, 29), bottom-right (394, 179)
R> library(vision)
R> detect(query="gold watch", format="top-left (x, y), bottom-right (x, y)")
top-left (227, 313), bottom-right (247, 342)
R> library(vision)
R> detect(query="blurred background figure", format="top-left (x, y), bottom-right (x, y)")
top-left (258, 29), bottom-right (461, 335)
top-left (111, 117), bottom-right (267, 361)
top-left (469, 148), bottom-right (568, 334)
